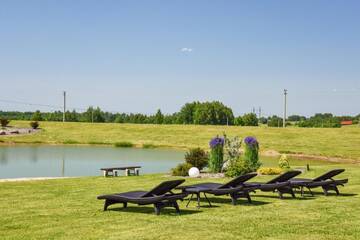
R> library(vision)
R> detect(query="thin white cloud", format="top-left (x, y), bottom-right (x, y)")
top-left (180, 47), bottom-right (193, 52)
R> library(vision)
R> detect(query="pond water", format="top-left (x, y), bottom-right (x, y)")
top-left (0, 145), bottom-right (337, 179)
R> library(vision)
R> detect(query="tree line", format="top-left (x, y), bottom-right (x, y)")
top-left (1, 101), bottom-right (359, 128)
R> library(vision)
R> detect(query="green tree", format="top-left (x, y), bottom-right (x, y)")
top-left (177, 102), bottom-right (199, 124)
top-left (267, 115), bottom-right (282, 127)
top-left (234, 116), bottom-right (244, 126)
top-left (83, 107), bottom-right (105, 123)
top-left (242, 113), bottom-right (258, 126)
top-left (154, 109), bottom-right (164, 124)
top-left (31, 110), bottom-right (43, 121)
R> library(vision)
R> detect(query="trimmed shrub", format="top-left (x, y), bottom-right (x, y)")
top-left (184, 148), bottom-right (208, 170)
top-left (0, 118), bottom-right (10, 127)
top-left (114, 142), bottom-right (134, 148)
top-left (30, 121), bottom-right (39, 129)
top-left (208, 137), bottom-right (224, 173)
top-left (258, 167), bottom-right (283, 175)
top-left (278, 154), bottom-right (290, 169)
top-left (171, 163), bottom-right (192, 176)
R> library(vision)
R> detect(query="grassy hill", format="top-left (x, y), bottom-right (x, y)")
top-left (1, 121), bottom-right (360, 161)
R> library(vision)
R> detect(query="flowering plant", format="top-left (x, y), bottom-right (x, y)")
top-left (244, 136), bottom-right (258, 148)
top-left (209, 137), bottom-right (225, 149)
top-left (208, 136), bottom-right (224, 173)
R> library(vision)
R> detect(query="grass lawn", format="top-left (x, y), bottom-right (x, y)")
top-left (1, 121), bottom-right (360, 161)
top-left (0, 164), bottom-right (359, 240)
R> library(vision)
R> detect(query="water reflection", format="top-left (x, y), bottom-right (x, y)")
top-left (0, 148), bottom-right (7, 165)
top-left (0, 145), bottom-right (184, 179)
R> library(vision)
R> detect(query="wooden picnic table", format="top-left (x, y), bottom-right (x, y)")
top-left (100, 166), bottom-right (141, 177)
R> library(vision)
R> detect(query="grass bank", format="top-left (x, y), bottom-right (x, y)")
top-left (0, 164), bottom-right (359, 240)
top-left (1, 121), bottom-right (360, 161)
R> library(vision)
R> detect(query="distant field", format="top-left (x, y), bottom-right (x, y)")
top-left (1, 121), bottom-right (360, 161)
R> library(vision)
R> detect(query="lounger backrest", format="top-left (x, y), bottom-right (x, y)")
top-left (267, 170), bottom-right (302, 184)
top-left (141, 179), bottom-right (185, 197)
top-left (219, 173), bottom-right (258, 189)
top-left (312, 169), bottom-right (345, 181)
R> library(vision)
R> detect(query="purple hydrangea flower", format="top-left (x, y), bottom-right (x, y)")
top-left (244, 136), bottom-right (258, 147)
top-left (209, 137), bottom-right (224, 148)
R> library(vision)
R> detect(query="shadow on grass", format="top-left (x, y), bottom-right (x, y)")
top-left (251, 194), bottom-right (315, 200)
top-left (205, 197), bottom-right (270, 206)
top-left (294, 190), bottom-right (357, 197)
top-left (107, 206), bottom-right (201, 215)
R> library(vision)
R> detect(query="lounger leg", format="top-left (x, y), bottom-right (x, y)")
top-left (103, 200), bottom-right (126, 211)
top-left (290, 189), bottom-right (296, 198)
top-left (278, 191), bottom-right (283, 199)
top-left (104, 200), bottom-right (110, 211)
top-left (246, 192), bottom-right (252, 203)
top-left (196, 193), bottom-right (201, 209)
top-left (186, 194), bottom-right (194, 208)
top-left (154, 204), bottom-right (161, 215)
top-left (230, 193), bottom-right (237, 205)
top-left (203, 193), bottom-right (212, 207)
top-left (308, 187), bottom-right (313, 196)
top-left (173, 201), bottom-right (180, 214)
top-left (104, 199), bottom-right (115, 211)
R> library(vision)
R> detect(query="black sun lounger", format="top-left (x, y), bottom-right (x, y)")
top-left (97, 179), bottom-right (188, 215)
top-left (290, 169), bottom-right (348, 196)
top-left (244, 170), bottom-right (302, 199)
top-left (176, 173), bottom-right (258, 208)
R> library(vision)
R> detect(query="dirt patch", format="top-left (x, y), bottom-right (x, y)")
top-left (0, 127), bottom-right (40, 136)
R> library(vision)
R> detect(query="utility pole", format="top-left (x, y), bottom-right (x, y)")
top-left (63, 91), bottom-right (66, 122)
top-left (283, 89), bottom-right (287, 128)
top-left (258, 107), bottom-right (262, 119)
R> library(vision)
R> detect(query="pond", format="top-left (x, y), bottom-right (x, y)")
top-left (0, 145), bottom-right (337, 179)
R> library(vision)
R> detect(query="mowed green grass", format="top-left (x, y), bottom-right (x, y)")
top-left (0, 164), bottom-right (359, 240)
top-left (2, 121), bottom-right (360, 160)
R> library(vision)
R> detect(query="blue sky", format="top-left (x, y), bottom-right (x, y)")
top-left (0, 0), bottom-right (359, 116)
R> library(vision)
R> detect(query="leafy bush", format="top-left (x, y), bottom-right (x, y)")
top-left (208, 137), bottom-right (224, 173)
top-left (278, 154), bottom-right (290, 169)
top-left (171, 163), bottom-right (192, 176)
top-left (30, 121), bottom-right (39, 129)
top-left (257, 167), bottom-right (283, 175)
top-left (0, 118), bottom-right (10, 127)
top-left (184, 148), bottom-right (208, 170)
top-left (63, 140), bottom-right (79, 144)
top-left (114, 142), bottom-right (134, 147)
top-left (142, 143), bottom-right (157, 149)
top-left (225, 159), bottom-right (254, 177)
